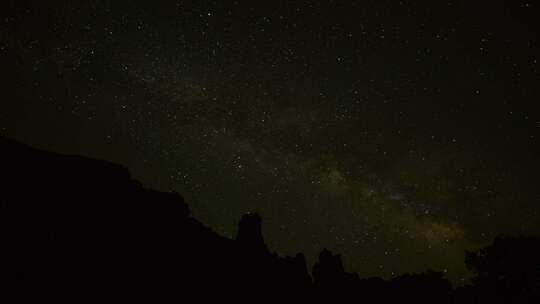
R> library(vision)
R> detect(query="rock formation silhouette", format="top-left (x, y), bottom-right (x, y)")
top-left (236, 212), bottom-right (268, 252)
top-left (1, 136), bottom-right (539, 303)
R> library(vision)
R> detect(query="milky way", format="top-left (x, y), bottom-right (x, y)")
top-left (2, 0), bottom-right (539, 283)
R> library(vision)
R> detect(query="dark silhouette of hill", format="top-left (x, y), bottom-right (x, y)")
top-left (2, 136), bottom-right (539, 302)
top-left (0, 136), bottom-right (311, 301)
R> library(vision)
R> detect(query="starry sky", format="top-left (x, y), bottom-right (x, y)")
top-left (1, 0), bottom-right (539, 284)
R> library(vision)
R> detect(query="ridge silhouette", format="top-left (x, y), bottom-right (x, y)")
top-left (1, 136), bottom-right (539, 302)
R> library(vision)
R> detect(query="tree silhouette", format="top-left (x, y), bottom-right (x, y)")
top-left (465, 236), bottom-right (540, 303)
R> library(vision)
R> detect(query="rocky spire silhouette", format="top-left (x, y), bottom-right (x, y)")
top-left (313, 248), bottom-right (346, 285)
top-left (236, 212), bottom-right (267, 252)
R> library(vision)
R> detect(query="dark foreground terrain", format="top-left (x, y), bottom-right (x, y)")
top-left (1, 137), bottom-right (539, 302)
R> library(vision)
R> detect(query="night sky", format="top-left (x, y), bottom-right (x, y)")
top-left (2, 0), bottom-right (539, 284)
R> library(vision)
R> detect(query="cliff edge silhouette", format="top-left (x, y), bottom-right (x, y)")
top-left (2, 137), bottom-right (539, 303)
